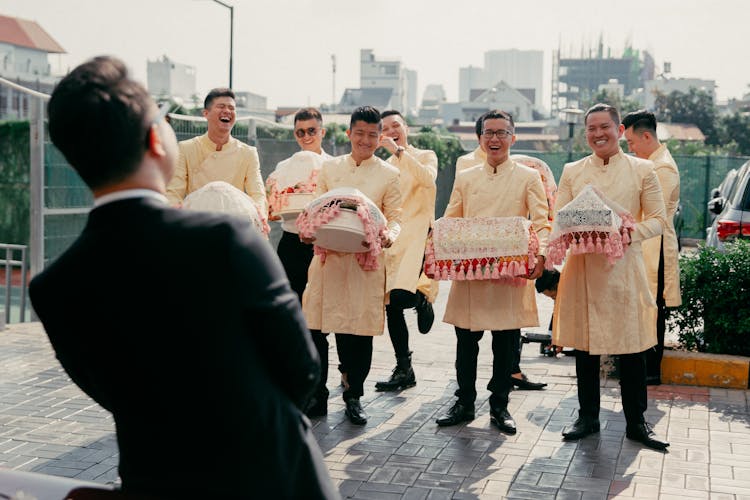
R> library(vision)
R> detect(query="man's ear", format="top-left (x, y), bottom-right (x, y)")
top-left (321, 127), bottom-right (327, 138)
top-left (148, 125), bottom-right (166, 157)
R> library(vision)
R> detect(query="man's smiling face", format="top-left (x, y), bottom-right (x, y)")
top-left (204, 96), bottom-right (236, 134)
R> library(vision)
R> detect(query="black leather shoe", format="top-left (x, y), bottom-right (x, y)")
top-left (490, 408), bottom-right (517, 435)
top-left (375, 365), bottom-right (416, 391)
top-left (626, 422), bottom-right (669, 451)
top-left (415, 292), bottom-right (434, 334)
top-left (344, 398), bottom-right (367, 425)
top-left (304, 394), bottom-right (327, 418)
top-left (435, 401), bottom-right (475, 426)
top-left (562, 416), bottom-right (600, 440)
top-left (511, 374), bottom-right (547, 390)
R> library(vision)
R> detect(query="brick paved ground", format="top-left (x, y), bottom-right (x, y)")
top-left (1, 287), bottom-right (749, 499)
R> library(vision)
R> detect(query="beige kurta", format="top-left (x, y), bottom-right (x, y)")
top-left (302, 154), bottom-right (402, 336)
top-left (641, 144), bottom-right (682, 307)
top-left (442, 159), bottom-right (551, 331)
top-left (455, 147), bottom-right (486, 178)
top-left (385, 145), bottom-right (438, 299)
top-left (166, 133), bottom-right (267, 214)
top-left (552, 150), bottom-right (666, 355)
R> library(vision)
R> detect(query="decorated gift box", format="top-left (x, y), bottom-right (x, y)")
top-left (546, 184), bottom-right (635, 267)
top-left (296, 187), bottom-right (388, 270)
top-left (183, 181), bottom-right (270, 237)
top-left (424, 216), bottom-right (539, 287)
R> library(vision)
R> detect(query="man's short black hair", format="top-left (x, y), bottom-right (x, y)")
top-left (294, 107), bottom-right (323, 125)
top-left (48, 56), bottom-right (153, 190)
top-left (585, 103), bottom-right (620, 126)
top-left (622, 109), bottom-right (657, 134)
top-left (204, 88), bottom-right (235, 110)
top-left (535, 269), bottom-right (560, 294)
top-left (381, 109), bottom-right (404, 121)
top-left (349, 106), bottom-right (381, 130)
top-left (481, 109), bottom-right (515, 132)
top-left (474, 112), bottom-right (489, 139)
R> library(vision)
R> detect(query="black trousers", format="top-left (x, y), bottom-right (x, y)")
top-left (454, 328), bottom-right (516, 410)
top-left (574, 349), bottom-right (648, 426)
top-left (309, 330), bottom-right (330, 401)
top-left (385, 289), bottom-right (418, 359)
top-left (511, 330), bottom-right (523, 374)
top-left (335, 334), bottom-right (373, 401)
top-left (277, 230), bottom-right (314, 302)
top-left (646, 238), bottom-right (666, 379)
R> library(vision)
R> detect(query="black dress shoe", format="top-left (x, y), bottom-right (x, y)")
top-left (562, 416), bottom-right (600, 440)
top-left (344, 398), bottom-right (367, 425)
top-left (415, 291), bottom-right (434, 334)
top-left (626, 422), bottom-right (669, 451)
top-left (435, 401), bottom-right (475, 426)
top-left (511, 374), bottom-right (547, 390)
top-left (490, 408), bottom-right (517, 435)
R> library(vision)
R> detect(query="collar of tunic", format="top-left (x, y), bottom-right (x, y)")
top-left (591, 148), bottom-right (625, 170)
top-left (199, 133), bottom-right (237, 153)
top-left (482, 157), bottom-right (515, 177)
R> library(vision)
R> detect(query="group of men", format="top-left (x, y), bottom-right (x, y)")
top-left (28, 55), bottom-right (681, 497)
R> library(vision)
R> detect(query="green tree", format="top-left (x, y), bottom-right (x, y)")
top-left (719, 112), bottom-right (750, 156)
top-left (653, 88), bottom-right (720, 145)
top-left (583, 88), bottom-right (641, 116)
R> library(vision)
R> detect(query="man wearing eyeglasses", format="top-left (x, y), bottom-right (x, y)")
top-left (165, 88), bottom-right (267, 215)
top-left (454, 112), bottom-right (488, 177)
top-left (435, 110), bottom-right (550, 435)
top-left (372, 110), bottom-right (438, 393)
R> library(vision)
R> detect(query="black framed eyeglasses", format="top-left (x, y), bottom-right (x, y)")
top-left (482, 129), bottom-right (514, 139)
top-left (295, 127), bottom-right (319, 138)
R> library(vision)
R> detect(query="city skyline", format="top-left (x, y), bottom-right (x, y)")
top-left (1, 0), bottom-right (748, 111)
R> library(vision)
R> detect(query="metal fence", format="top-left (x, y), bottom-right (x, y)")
top-left (2, 74), bottom-right (748, 325)
top-left (0, 244), bottom-right (28, 326)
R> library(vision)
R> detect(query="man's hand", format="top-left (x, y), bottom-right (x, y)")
top-left (378, 136), bottom-right (398, 154)
top-left (300, 235), bottom-right (315, 244)
top-left (268, 213), bottom-right (281, 221)
top-left (527, 255), bottom-right (545, 280)
top-left (380, 233), bottom-right (394, 249)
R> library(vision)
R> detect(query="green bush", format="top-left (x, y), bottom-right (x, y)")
top-left (668, 240), bottom-right (750, 355)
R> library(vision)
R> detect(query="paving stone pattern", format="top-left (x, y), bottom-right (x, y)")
top-left (1, 289), bottom-right (749, 499)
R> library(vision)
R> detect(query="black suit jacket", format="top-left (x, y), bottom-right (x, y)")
top-left (30, 197), bottom-right (337, 499)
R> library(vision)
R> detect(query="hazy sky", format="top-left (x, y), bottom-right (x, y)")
top-left (2, 0), bottom-right (748, 110)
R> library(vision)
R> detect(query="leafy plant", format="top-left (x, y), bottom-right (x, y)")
top-left (668, 241), bottom-right (750, 355)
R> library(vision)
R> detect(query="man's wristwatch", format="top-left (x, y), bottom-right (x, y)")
top-left (395, 146), bottom-right (405, 158)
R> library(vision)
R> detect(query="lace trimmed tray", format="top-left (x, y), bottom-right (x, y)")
top-left (424, 216), bottom-right (539, 286)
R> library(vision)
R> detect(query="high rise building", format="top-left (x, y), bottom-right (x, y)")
top-left (458, 65), bottom-right (488, 102)
top-left (147, 55), bottom-right (197, 102)
top-left (360, 49), bottom-right (417, 114)
top-left (483, 49), bottom-right (544, 108)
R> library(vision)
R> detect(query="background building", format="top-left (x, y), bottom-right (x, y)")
top-left (147, 55), bottom-right (197, 102)
top-left (0, 14), bottom-right (64, 119)
top-left (359, 49), bottom-right (417, 115)
top-left (642, 77), bottom-right (716, 110)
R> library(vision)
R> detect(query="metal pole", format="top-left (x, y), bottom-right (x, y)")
top-left (4, 247), bottom-right (10, 326)
top-left (703, 155), bottom-right (712, 231)
top-left (29, 95), bottom-right (45, 321)
top-left (567, 122), bottom-right (575, 163)
top-left (229, 5), bottom-right (234, 89)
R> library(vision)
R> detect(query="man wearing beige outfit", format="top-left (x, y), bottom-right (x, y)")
top-left (166, 88), bottom-right (266, 215)
top-left (374, 110), bottom-right (438, 392)
top-left (435, 110), bottom-right (550, 435)
top-left (623, 110), bottom-right (682, 386)
top-left (555, 104), bottom-right (669, 451)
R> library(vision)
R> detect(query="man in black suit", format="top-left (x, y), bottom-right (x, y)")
top-left (29, 56), bottom-right (339, 499)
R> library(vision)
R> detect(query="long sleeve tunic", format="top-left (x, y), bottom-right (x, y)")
top-left (642, 144), bottom-right (682, 307)
top-left (442, 159), bottom-right (551, 331)
top-left (166, 133), bottom-right (267, 214)
top-left (302, 154), bottom-right (402, 336)
top-left (385, 145), bottom-right (438, 295)
top-left (552, 150), bottom-right (666, 354)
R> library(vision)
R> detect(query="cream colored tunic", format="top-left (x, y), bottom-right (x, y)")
top-left (455, 147), bottom-right (486, 177)
top-left (442, 159), bottom-right (551, 331)
top-left (385, 146), bottom-right (438, 298)
top-left (302, 155), bottom-right (402, 336)
top-left (642, 144), bottom-right (682, 307)
top-left (166, 133), bottom-right (267, 214)
top-left (552, 150), bottom-right (666, 355)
